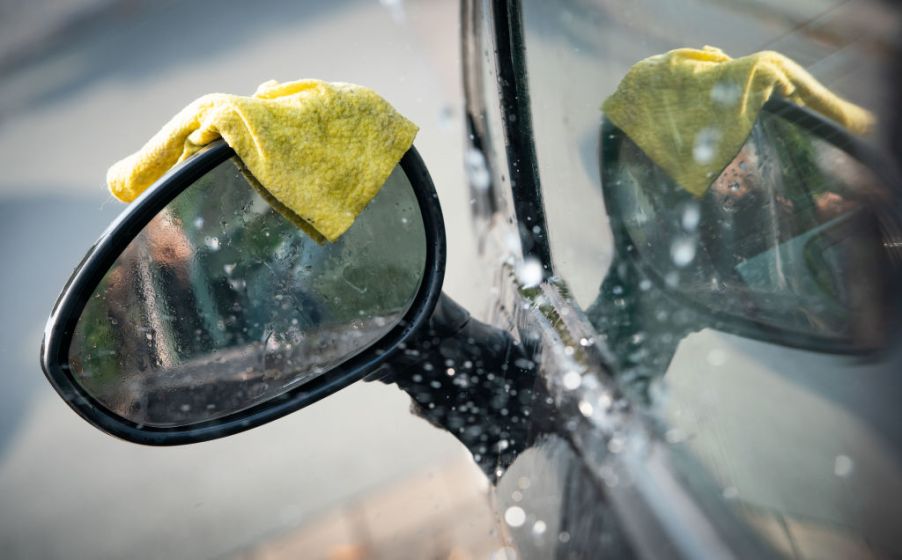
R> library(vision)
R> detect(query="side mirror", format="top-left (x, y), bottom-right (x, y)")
top-left (41, 140), bottom-right (445, 444)
top-left (600, 97), bottom-right (899, 352)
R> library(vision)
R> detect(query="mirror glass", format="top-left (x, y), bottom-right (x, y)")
top-left (68, 156), bottom-right (427, 427)
top-left (604, 111), bottom-right (889, 347)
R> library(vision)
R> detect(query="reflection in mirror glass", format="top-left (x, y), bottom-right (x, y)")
top-left (604, 111), bottom-right (888, 347)
top-left (69, 157), bottom-right (427, 427)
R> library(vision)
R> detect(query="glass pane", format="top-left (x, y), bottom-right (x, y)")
top-left (521, 0), bottom-right (902, 557)
top-left (69, 157), bottom-right (427, 428)
top-left (606, 112), bottom-right (887, 345)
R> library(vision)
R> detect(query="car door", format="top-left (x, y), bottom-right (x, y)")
top-left (463, 0), bottom-right (902, 558)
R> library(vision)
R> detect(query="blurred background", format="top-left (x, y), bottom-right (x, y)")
top-left (0, 1), bottom-right (500, 558)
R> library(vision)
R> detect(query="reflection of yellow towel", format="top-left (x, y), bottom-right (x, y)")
top-left (108, 79), bottom-right (418, 242)
top-left (602, 46), bottom-right (874, 196)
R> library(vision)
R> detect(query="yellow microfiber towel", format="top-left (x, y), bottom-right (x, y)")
top-left (602, 46), bottom-right (874, 196)
top-left (107, 79), bottom-right (418, 242)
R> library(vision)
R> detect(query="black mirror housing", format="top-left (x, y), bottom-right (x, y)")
top-left (41, 140), bottom-right (446, 444)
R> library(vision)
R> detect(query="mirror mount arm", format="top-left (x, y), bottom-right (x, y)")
top-left (369, 293), bottom-right (553, 480)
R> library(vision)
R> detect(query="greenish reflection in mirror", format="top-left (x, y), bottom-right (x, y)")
top-left (69, 157), bottom-right (427, 428)
top-left (600, 111), bottom-right (888, 350)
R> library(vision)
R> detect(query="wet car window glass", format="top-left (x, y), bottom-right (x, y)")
top-left (70, 157), bottom-right (426, 427)
top-left (604, 112), bottom-right (888, 347)
top-left (521, 0), bottom-right (902, 557)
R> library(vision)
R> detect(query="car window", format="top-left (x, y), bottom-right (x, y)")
top-left (520, 0), bottom-right (902, 557)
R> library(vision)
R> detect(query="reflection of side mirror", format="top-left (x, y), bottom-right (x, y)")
top-left (600, 97), bottom-right (898, 352)
top-left (41, 140), bottom-right (445, 444)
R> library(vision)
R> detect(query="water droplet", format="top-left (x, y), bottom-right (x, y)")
top-left (193, 217), bottom-right (204, 229)
top-left (671, 236), bottom-right (696, 267)
top-left (223, 263), bottom-right (236, 275)
top-left (504, 506), bottom-right (526, 528)
top-left (516, 258), bottom-right (543, 288)
top-left (834, 455), bottom-right (854, 477)
top-left (681, 202), bottom-right (701, 231)
top-left (665, 271), bottom-right (680, 287)
top-left (532, 520), bottom-right (547, 535)
top-left (562, 371), bottom-right (582, 390)
top-left (578, 400), bottom-right (594, 417)
top-left (710, 81), bottom-right (741, 106)
top-left (437, 105), bottom-right (454, 129)
top-left (503, 232), bottom-right (522, 254)
top-left (204, 236), bottom-right (221, 250)
top-left (598, 392), bottom-right (613, 410)
top-left (465, 147), bottom-right (491, 191)
top-left (693, 128), bottom-right (721, 164)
